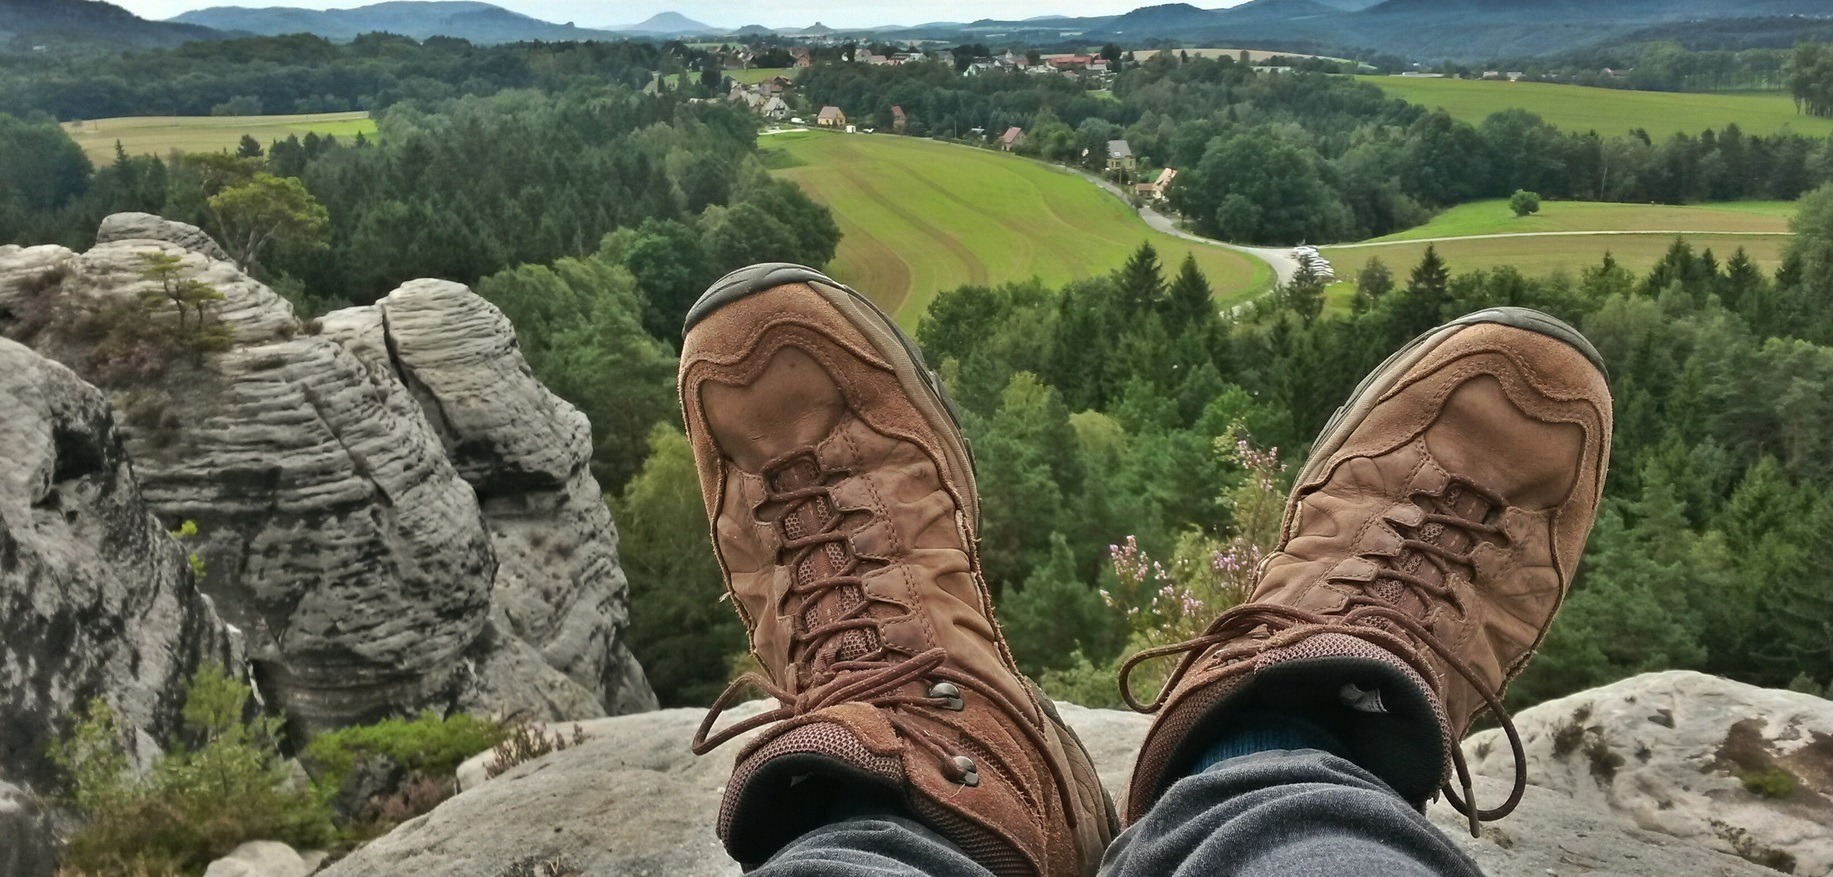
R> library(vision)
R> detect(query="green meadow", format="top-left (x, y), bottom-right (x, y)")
top-left (728, 67), bottom-right (802, 85)
top-left (1364, 198), bottom-right (1794, 241)
top-left (1322, 197), bottom-right (1794, 279)
top-left (1357, 76), bottom-right (1833, 138)
top-left (61, 112), bottom-right (376, 164)
top-left (765, 130), bottom-right (1273, 324)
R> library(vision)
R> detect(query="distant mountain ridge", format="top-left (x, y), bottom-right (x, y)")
top-left (14, 0), bottom-right (1833, 63)
top-left (173, 1), bottom-right (625, 44)
top-left (614, 11), bottom-right (715, 35)
top-left (0, 0), bottom-right (221, 52)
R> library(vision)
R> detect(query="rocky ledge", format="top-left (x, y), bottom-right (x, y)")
top-left (328, 671), bottom-right (1830, 877)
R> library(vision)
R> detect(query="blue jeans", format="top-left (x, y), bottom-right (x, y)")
top-left (752, 749), bottom-right (1484, 877)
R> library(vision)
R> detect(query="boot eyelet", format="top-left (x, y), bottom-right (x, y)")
top-left (927, 681), bottom-right (965, 711)
top-left (950, 754), bottom-right (979, 787)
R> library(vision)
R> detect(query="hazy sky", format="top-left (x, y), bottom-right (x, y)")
top-left (110, 0), bottom-right (1201, 29)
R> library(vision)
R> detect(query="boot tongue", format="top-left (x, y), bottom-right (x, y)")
top-left (768, 458), bottom-right (881, 669)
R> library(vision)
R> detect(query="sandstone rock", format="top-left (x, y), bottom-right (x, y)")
top-left (1466, 670), bottom-right (1833, 875)
top-left (0, 215), bottom-right (653, 735)
top-left (0, 338), bottom-right (238, 786)
top-left (332, 693), bottom-right (1775, 877)
top-left (96, 212), bottom-right (233, 263)
top-left (202, 840), bottom-right (315, 877)
top-left (325, 280), bottom-right (654, 717)
top-left (0, 780), bottom-right (57, 877)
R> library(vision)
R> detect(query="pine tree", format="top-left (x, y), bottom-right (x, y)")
top-left (1284, 259), bottom-right (1324, 326)
top-left (1163, 253), bottom-right (1214, 328)
top-left (1117, 242), bottom-right (1165, 313)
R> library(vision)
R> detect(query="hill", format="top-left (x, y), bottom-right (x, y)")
top-left (172, 1), bottom-right (623, 44)
top-left (0, 0), bottom-right (220, 53)
top-left (613, 11), bottom-right (715, 35)
top-left (1091, 3), bottom-right (1223, 36)
top-left (762, 131), bottom-right (1271, 324)
top-left (887, 0), bottom-right (1833, 62)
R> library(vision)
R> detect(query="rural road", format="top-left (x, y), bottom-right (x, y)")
top-left (1069, 167), bottom-right (1303, 287)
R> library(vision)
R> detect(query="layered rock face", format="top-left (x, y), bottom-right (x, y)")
top-left (0, 214), bottom-right (654, 740)
top-left (0, 337), bottom-right (238, 787)
top-left (322, 279), bottom-right (650, 718)
top-left (1466, 670), bottom-right (1833, 876)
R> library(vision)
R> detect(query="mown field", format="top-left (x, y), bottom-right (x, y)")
top-left (1364, 198), bottom-right (1795, 241)
top-left (1357, 76), bottom-right (1833, 139)
top-left (61, 112), bottom-right (376, 164)
top-left (1323, 234), bottom-right (1790, 285)
top-left (1321, 196), bottom-right (1794, 288)
top-left (728, 67), bottom-right (802, 85)
top-left (764, 131), bottom-right (1273, 324)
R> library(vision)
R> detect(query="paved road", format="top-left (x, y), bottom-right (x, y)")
top-left (1068, 167), bottom-right (1302, 288)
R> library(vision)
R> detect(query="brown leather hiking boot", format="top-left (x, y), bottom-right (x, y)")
top-left (679, 264), bottom-right (1117, 877)
top-left (1121, 308), bottom-right (1612, 835)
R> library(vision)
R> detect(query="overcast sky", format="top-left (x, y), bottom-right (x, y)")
top-left (111, 0), bottom-right (1197, 30)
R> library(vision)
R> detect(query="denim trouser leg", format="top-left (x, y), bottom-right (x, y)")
top-left (749, 749), bottom-right (1484, 877)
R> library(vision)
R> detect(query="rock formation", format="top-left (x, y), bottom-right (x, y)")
top-left (321, 279), bottom-right (650, 718)
top-left (327, 694), bottom-right (1787, 877)
top-left (1466, 670), bottom-right (1833, 876)
top-left (0, 214), bottom-right (653, 746)
top-left (0, 337), bottom-right (239, 788)
top-left (3, 761), bottom-right (67, 877)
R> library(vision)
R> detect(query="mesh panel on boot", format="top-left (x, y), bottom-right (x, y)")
top-left (769, 457), bottom-right (880, 662)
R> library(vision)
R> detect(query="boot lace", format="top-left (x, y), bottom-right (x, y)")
top-left (692, 449), bottom-right (1078, 826)
top-left (1118, 476), bottom-right (1528, 837)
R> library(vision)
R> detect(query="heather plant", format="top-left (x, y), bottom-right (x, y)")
top-left (484, 720), bottom-right (587, 779)
top-left (1090, 434), bottom-right (1288, 703)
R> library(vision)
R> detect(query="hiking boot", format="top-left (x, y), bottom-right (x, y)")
top-left (679, 263), bottom-right (1117, 877)
top-left (1121, 308), bottom-right (1612, 834)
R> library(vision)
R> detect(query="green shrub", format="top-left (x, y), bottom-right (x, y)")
top-left (304, 711), bottom-right (506, 791)
top-left (1037, 652), bottom-right (1128, 710)
top-left (1736, 766), bottom-right (1797, 799)
top-left (48, 666), bottom-right (334, 876)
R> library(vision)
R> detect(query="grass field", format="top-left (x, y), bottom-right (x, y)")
top-left (61, 112), bottom-right (377, 164)
top-left (1323, 233), bottom-right (1789, 283)
top-left (1322, 196), bottom-right (1794, 279)
top-left (1180, 47), bottom-right (1355, 64)
top-left (1357, 76), bottom-right (1833, 139)
top-left (728, 67), bottom-right (802, 85)
top-left (1365, 198), bottom-right (1794, 242)
top-left (765, 131), bottom-right (1273, 324)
